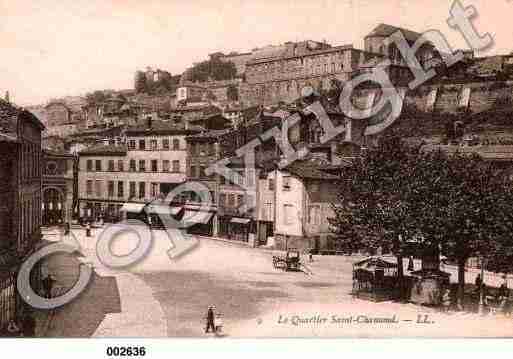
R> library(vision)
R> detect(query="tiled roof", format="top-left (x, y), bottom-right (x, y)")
top-left (186, 128), bottom-right (232, 139)
top-left (125, 120), bottom-right (204, 135)
top-left (283, 159), bottom-right (340, 180)
top-left (79, 144), bottom-right (127, 156)
top-left (366, 23), bottom-right (421, 43)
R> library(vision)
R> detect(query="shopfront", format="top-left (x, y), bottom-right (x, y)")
top-left (182, 208), bottom-right (215, 236)
top-left (218, 216), bottom-right (254, 243)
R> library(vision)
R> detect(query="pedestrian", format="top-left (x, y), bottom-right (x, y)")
top-left (309, 248), bottom-right (313, 263)
top-left (407, 256), bottom-right (414, 271)
top-left (498, 275), bottom-right (509, 314)
top-left (64, 222), bottom-right (70, 236)
top-left (441, 287), bottom-right (451, 313)
top-left (86, 222), bottom-right (91, 237)
top-left (205, 305), bottom-right (216, 333)
top-left (22, 312), bottom-right (36, 337)
top-left (475, 273), bottom-right (482, 289)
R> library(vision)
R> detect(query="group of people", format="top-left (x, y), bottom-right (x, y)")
top-left (439, 274), bottom-right (511, 314)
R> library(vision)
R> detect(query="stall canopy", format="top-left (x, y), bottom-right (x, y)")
top-left (120, 203), bottom-right (145, 213)
top-left (146, 204), bottom-right (182, 216)
top-left (182, 210), bottom-right (212, 224)
top-left (353, 257), bottom-right (398, 272)
top-left (230, 217), bottom-right (251, 224)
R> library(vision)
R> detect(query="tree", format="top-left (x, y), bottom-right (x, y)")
top-left (189, 58), bottom-right (237, 83)
top-left (330, 135), bottom-right (422, 299)
top-left (330, 134), bottom-right (513, 305)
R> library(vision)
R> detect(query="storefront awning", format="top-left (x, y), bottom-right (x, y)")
top-left (182, 210), bottom-right (213, 224)
top-left (146, 205), bottom-right (182, 215)
top-left (230, 217), bottom-right (251, 224)
top-left (120, 203), bottom-right (145, 213)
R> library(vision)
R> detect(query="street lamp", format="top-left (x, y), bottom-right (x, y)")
top-left (478, 253), bottom-right (486, 315)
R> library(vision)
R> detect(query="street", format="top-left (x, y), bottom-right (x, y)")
top-left (40, 226), bottom-right (513, 338)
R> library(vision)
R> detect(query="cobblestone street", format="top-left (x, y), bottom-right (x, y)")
top-left (36, 227), bottom-right (513, 338)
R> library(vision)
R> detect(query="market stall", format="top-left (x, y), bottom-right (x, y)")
top-left (352, 257), bottom-right (399, 302)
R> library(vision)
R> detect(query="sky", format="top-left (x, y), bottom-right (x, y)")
top-left (1, 0), bottom-right (512, 106)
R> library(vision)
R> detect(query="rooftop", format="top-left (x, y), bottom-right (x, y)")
top-left (79, 144), bottom-right (128, 156)
top-left (365, 23), bottom-right (422, 43)
top-left (282, 159), bottom-right (341, 180)
top-left (125, 120), bottom-right (205, 136)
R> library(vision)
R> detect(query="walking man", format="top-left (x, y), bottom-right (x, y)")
top-left (205, 305), bottom-right (216, 333)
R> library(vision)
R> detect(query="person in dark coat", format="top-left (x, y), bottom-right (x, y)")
top-left (86, 222), bottom-right (91, 237)
top-left (407, 256), bottom-right (414, 271)
top-left (22, 312), bottom-right (36, 337)
top-left (205, 305), bottom-right (216, 333)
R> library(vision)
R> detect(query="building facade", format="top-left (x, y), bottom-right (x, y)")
top-left (42, 150), bottom-right (76, 226)
top-left (77, 121), bottom-right (202, 222)
top-left (0, 100), bottom-right (44, 334)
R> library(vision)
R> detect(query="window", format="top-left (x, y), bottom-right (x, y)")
top-left (324, 63), bottom-right (328, 73)
top-left (308, 205), bottom-right (321, 225)
top-left (139, 139), bottom-right (146, 150)
top-left (117, 160), bottom-right (124, 172)
top-left (236, 171), bottom-right (244, 186)
top-left (95, 180), bottom-right (102, 197)
top-left (118, 181), bottom-right (124, 198)
top-left (282, 176), bottom-right (291, 191)
top-left (86, 160), bottom-right (93, 172)
top-left (139, 160), bottom-right (146, 172)
top-left (129, 182), bottom-right (136, 198)
top-left (86, 180), bottom-right (93, 195)
top-left (283, 204), bottom-right (294, 225)
top-left (219, 193), bottom-right (226, 207)
top-left (246, 169), bottom-right (254, 187)
top-left (151, 182), bottom-right (159, 197)
top-left (129, 159), bottom-right (136, 172)
top-left (163, 160), bottom-right (170, 172)
top-left (108, 160), bottom-right (114, 171)
top-left (172, 160), bottom-right (180, 173)
top-left (151, 160), bottom-right (158, 172)
top-left (220, 174), bottom-right (226, 185)
top-left (139, 182), bottom-right (146, 199)
top-left (199, 166), bottom-right (206, 178)
top-left (172, 139), bottom-right (180, 150)
top-left (95, 160), bottom-right (102, 171)
top-left (310, 182), bottom-right (320, 192)
top-left (268, 179), bottom-right (275, 191)
top-left (190, 165), bottom-right (197, 178)
top-left (108, 181), bottom-right (114, 197)
top-left (331, 63), bottom-right (336, 72)
top-left (128, 140), bottom-right (136, 150)
top-left (162, 139), bottom-right (170, 150)
top-left (237, 194), bottom-right (244, 207)
top-left (262, 202), bottom-right (273, 221)
top-left (150, 139), bottom-right (158, 150)
top-left (228, 194), bottom-right (236, 207)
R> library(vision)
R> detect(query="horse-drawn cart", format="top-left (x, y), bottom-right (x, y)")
top-left (273, 249), bottom-right (301, 271)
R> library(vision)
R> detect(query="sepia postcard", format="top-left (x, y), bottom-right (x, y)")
top-left (2, 0), bottom-right (513, 350)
